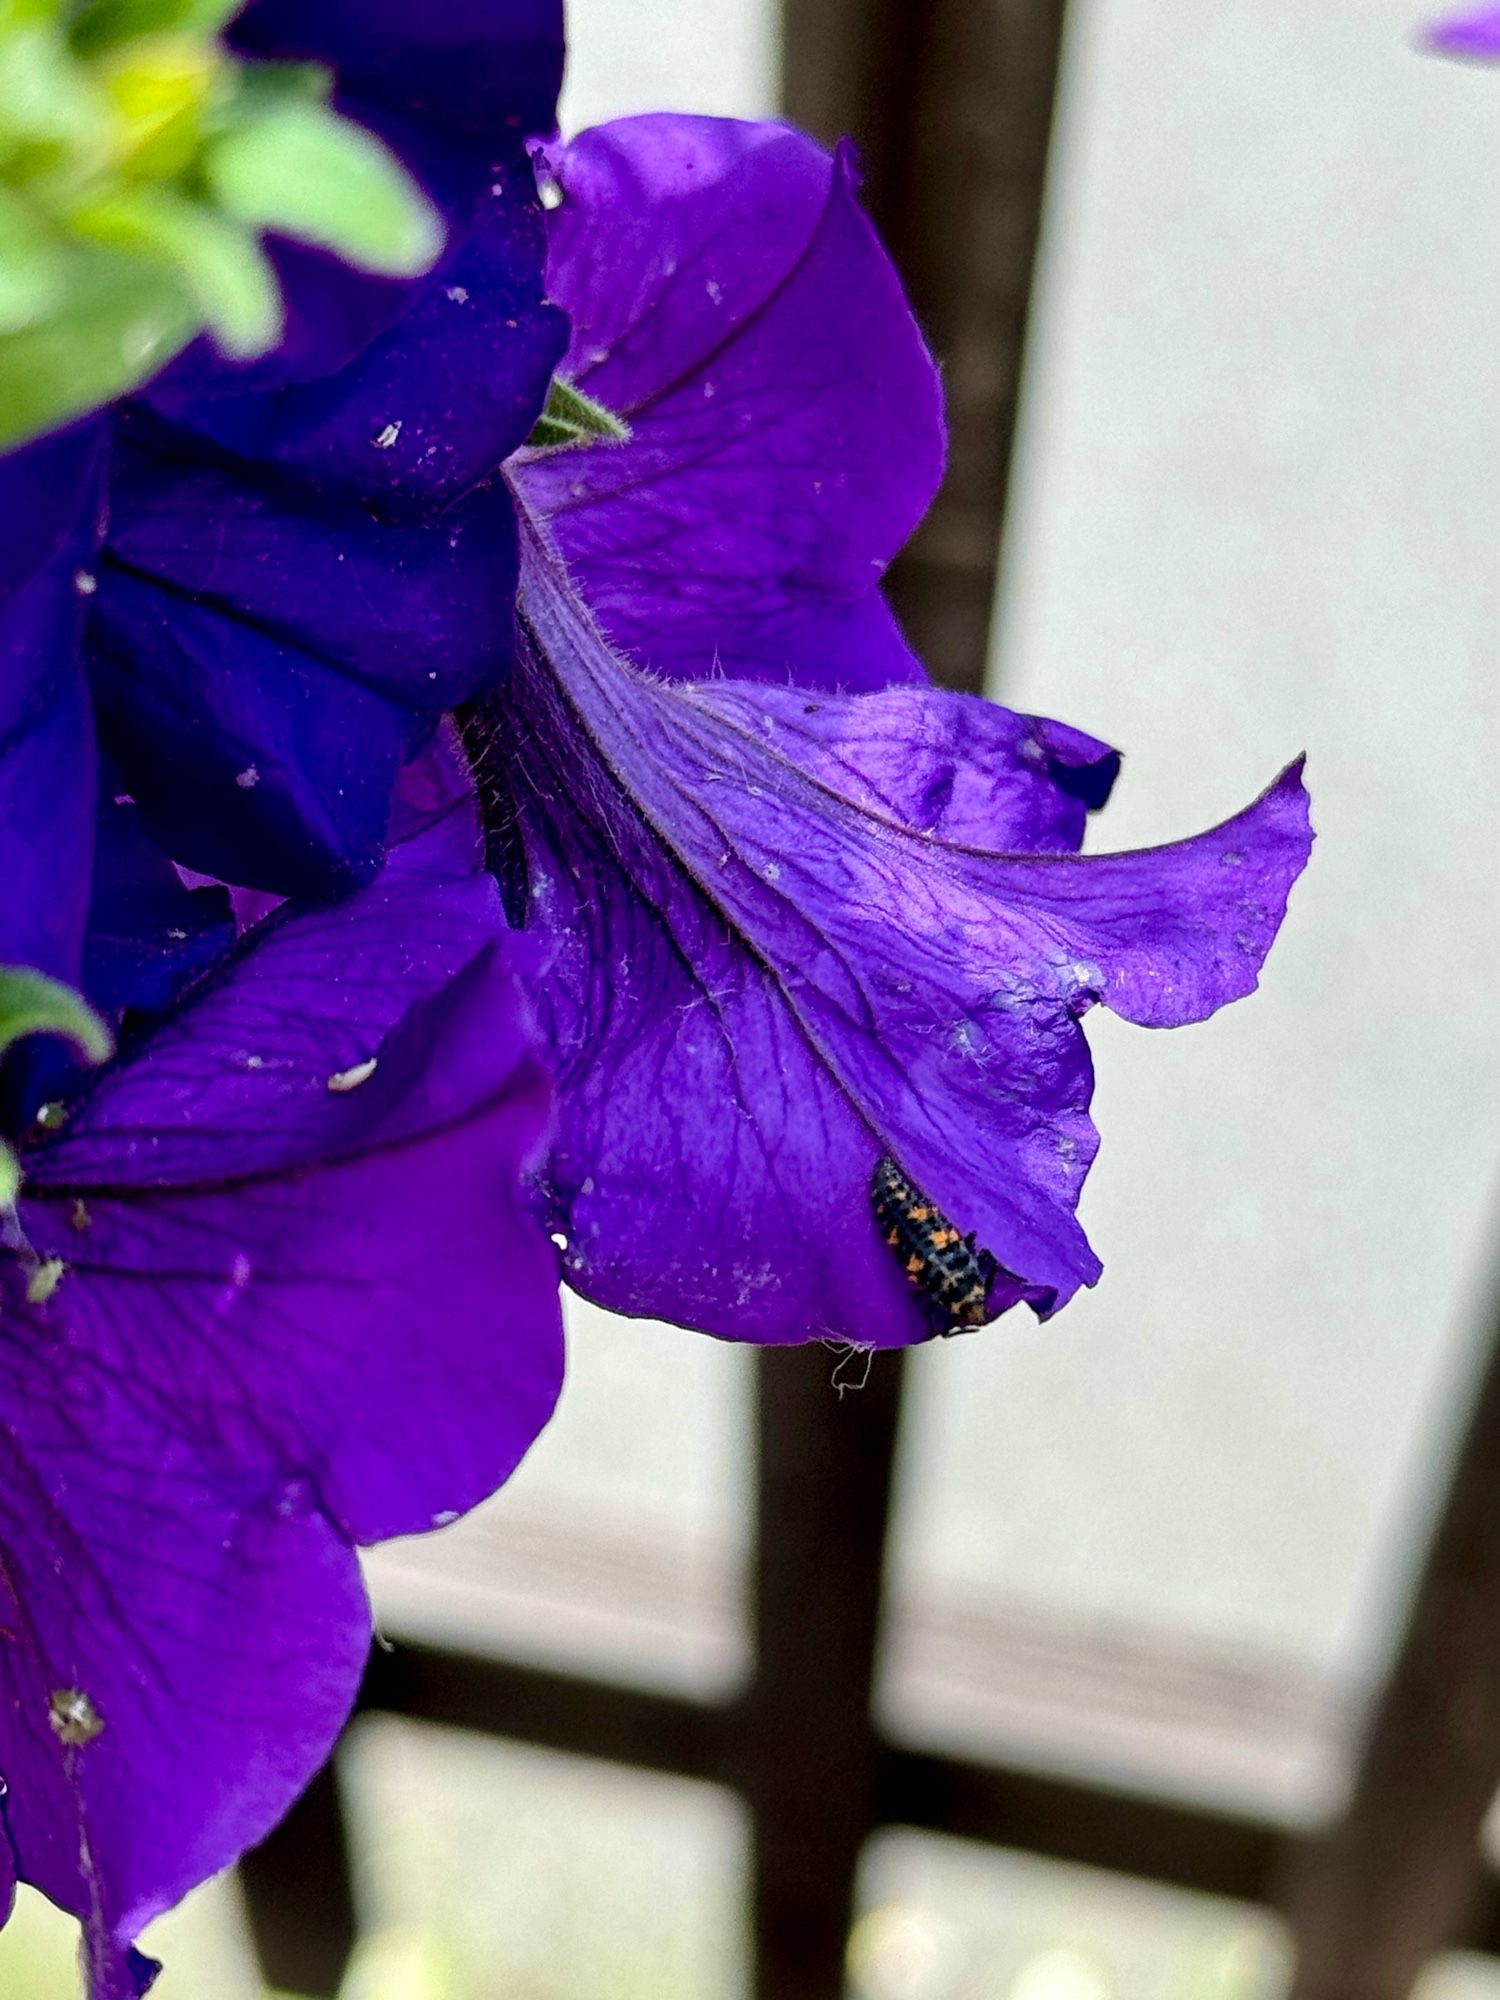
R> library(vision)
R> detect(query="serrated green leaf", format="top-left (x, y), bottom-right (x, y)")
top-left (0, 180), bottom-right (62, 326)
top-left (525, 375), bottom-right (632, 452)
top-left (0, 242), bottom-right (196, 448)
top-left (204, 98), bottom-right (443, 277)
top-left (67, 182), bottom-right (279, 352)
top-left (0, 967), bottom-right (112, 1066)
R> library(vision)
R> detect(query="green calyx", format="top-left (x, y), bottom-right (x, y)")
top-left (0, 0), bottom-right (444, 451)
top-left (526, 375), bottom-right (632, 452)
top-left (0, 965), bottom-right (112, 1208)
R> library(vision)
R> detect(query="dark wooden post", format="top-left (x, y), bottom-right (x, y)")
top-left (1283, 1264), bottom-right (1500, 2000)
top-left (742, 1347), bottom-right (907, 2000)
top-left (239, 1758), bottom-right (359, 1999)
top-left (782, 0), bottom-right (1071, 694)
top-left (740, 7), bottom-right (1074, 1993)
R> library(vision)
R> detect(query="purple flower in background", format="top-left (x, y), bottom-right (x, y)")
top-left (489, 115), bottom-right (1314, 1344)
top-left (0, 756), bottom-right (563, 1995)
top-left (1425, 4), bottom-right (1500, 54)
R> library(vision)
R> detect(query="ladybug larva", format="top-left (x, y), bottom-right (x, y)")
top-left (870, 1156), bottom-right (998, 1330)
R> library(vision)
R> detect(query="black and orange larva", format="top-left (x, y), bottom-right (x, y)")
top-left (870, 1155), bottom-right (998, 1331)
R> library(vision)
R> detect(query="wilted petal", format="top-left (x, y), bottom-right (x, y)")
top-left (515, 117), bottom-right (943, 690)
top-left (486, 531), bottom-right (1311, 1341)
top-left (0, 793), bottom-right (562, 1987)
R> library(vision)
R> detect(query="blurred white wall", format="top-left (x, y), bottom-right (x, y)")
top-left (499, 0), bottom-right (1500, 1756)
top-left (560, 0), bottom-right (778, 130)
top-left (896, 0), bottom-right (1500, 1707)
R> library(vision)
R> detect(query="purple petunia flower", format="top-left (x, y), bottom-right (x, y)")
top-left (0, 96), bottom-right (1314, 1993)
top-left (0, 753), bottom-right (564, 1995)
top-left (5, 0), bottom-right (568, 1010)
top-left (481, 114), bottom-right (1315, 1345)
top-left (1425, 4), bottom-right (1500, 55)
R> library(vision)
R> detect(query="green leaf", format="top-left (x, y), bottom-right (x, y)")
top-left (0, 15), bottom-right (108, 157)
top-left (0, 181), bottom-right (62, 327)
top-left (204, 98), bottom-right (443, 276)
top-left (67, 182), bottom-right (279, 353)
top-left (525, 375), bottom-right (632, 452)
top-left (0, 242), bottom-right (197, 449)
top-left (69, 0), bottom-right (243, 57)
top-left (0, 966), bottom-right (112, 1066)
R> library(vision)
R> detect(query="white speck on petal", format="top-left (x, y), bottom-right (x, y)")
top-left (373, 421), bottom-right (402, 450)
top-left (706, 278), bottom-right (723, 303)
top-left (235, 765), bottom-right (259, 789)
top-left (446, 285), bottom-right (470, 303)
top-left (73, 569), bottom-right (97, 596)
top-left (536, 170), bottom-right (563, 209)
top-left (327, 1056), bottom-right (378, 1093)
top-left (762, 862), bottom-right (781, 882)
top-left (433, 1509), bottom-right (460, 1527)
top-left (230, 1254), bottom-right (252, 1288)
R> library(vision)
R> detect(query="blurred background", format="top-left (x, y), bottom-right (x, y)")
top-left (5, 0), bottom-right (1499, 1995)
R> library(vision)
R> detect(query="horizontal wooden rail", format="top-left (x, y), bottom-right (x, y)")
top-left (352, 1636), bottom-right (1301, 1904)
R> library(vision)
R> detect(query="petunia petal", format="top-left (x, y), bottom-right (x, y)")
top-left (0, 783), bottom-right (562, 1987)
top-left (82, 790), bottom-right (235, 1019)
top-left (104, 433), bottom-right (521, 703)
top-left (87, 571), bottom-right (422, 895)
top-left (484, 530), bottom-right (1311, 1342)
top-left (513, 117), bottom-right (943, 691)
top-left (141, 0), bottom-right (566, 398)
top-left (145, 161), bottom-right (567, 522)
top-left (89, 431), bottom-right (523, 893)
top-left (0, 434), bottom-right (104, 984)
top-left (233, 0), bottom-right (566, 143)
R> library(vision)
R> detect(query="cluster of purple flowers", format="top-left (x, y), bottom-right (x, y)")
top-left (0, 4), bottom-right (1321, 1990)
